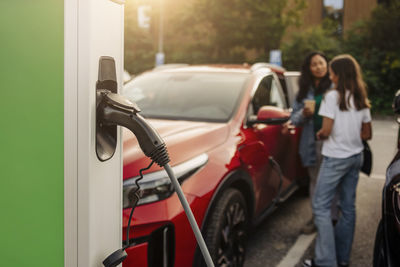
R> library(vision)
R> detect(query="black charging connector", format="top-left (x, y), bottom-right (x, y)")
top-left (97, 91), bottom-right (170, 167)
top-left (95, 56), bottom-right (170, 167)
top-left (102, 249), bottom-right (127, 267)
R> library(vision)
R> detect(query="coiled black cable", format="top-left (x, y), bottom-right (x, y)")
top-left (125, 160), bottom-right (154, 248)
top-left (102, 160), bottom-right (155, 267)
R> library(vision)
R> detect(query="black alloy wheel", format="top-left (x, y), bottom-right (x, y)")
top-left (199, 188), bottom-right (248, 267)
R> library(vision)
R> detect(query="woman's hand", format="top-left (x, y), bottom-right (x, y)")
top-left (316, 117), bottom-right (334, 140)
top-left (361, 122), bottom-right (372, 140)
top-left (316, 130), bottom-right (327, 140)
top-left (302, 107), bottom-right (313, 117)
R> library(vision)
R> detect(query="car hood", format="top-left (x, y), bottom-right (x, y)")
top-left (123, 119), bottom-right (229, 179)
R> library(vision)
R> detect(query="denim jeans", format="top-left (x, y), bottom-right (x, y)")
top-left (312, 153), bottom-right (363, 267)
top-left (307, 141), bottom-right (340, 221)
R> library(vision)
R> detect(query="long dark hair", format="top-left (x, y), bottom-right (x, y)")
top-left (297, 51), bottom-right (332, 102)
top-left (330, 54), bottom-right (370, 111)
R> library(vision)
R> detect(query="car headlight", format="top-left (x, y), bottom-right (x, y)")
top-left (123, 153), bottom-right (208, 208)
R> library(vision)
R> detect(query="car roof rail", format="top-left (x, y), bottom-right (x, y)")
top-left (250, 62), bottom-right (286, 73)
top-left (284, 71), bottom-right (300, 76)
top-left (153, 63), bottom-right (189, 71)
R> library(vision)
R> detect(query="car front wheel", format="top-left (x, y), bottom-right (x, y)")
top-left (196, 188), bottom-right (248, 267)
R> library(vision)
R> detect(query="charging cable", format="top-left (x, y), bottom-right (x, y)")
top-left (164, 163), bottom-right (214, 267)
top-left (125, 160), bottom-right (154, 248)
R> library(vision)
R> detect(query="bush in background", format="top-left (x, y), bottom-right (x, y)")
top-left (281, 1), bottom-right (400, 114)
top-left (281, 18), bottom-right (342, 70)
top-left (124, 0), bottom-right (306, 74)
top-left (342, 1), bottom-right (400, 114)
top-left (124, 1), bottom-right (156, 74)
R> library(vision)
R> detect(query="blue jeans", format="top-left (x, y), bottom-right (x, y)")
top-left (312, 153), bottom-right (362, 267)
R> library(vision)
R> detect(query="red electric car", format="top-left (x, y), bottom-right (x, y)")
top-left (121, 64), bottom-right (307, 267)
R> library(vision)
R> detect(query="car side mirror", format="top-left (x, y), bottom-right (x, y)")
top-left (248, 106), bottom-right (289, 126)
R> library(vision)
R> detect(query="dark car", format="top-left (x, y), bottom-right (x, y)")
top-left (373, 90), bottom-right (400, 267)
top-left (121, 63), bottom-right (308, 267)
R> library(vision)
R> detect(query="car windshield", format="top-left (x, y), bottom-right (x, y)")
top-left (122, 71), bottom-right (249, 122)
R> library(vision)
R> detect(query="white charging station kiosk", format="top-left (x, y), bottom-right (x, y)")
top-left (65, 0), bottom-right (125, 266)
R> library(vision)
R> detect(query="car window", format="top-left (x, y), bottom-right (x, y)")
top-left (122, 71), bottom-right (249, 122)
top-left (278, 75), bottom-right (290, 108)
top-left (251, 75), bottom-right (286, 114)
top-left (284, 72), bottom-right (300, 108)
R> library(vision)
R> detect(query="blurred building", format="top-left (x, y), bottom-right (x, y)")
top-left (343, 0), bottom-right (377, 31)
top-left (286, 0), bottom-right (380, 36)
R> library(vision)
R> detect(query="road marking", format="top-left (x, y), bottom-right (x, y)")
top-left (276, 233), bottom-right (316, 267)
top-left (360, 173), bottom-right (386, 180)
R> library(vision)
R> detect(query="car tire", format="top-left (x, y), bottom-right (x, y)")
top-left (195, 188), bottom-right (248, 267)
top-left (373, 219), bottom-right (387, 267)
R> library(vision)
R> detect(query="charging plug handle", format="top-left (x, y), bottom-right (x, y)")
top-left (97, 90), bottom-right (170, 166)
top-left (102, 249), bottom-right (127, 267)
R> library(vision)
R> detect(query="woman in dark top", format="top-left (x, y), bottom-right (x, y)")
top-left (290, 51), bottom-right (338, 234)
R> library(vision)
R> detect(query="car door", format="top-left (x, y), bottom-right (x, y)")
top-left (247, 74), bottom-right (294, 212)
top-left (281, 71), bottom-right (309, 185)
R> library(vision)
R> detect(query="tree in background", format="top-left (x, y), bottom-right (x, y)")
top-left (342, 1), bottom-right (400, 113)
top-left (124, 0), bottom-right (306, 73)
top-left (281, 1), bottom-right (399, 114)
top-left (184, 0), bottom-right (306, 62)
top-left (125, 0), bottom-right (157, 74)
top-left (281, 18), bottom-right (342, 70)
top-left (162, 0), bottom-right (217, 64)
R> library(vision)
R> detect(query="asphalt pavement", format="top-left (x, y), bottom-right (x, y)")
top-left (243, 118), bottom-right (398, 267)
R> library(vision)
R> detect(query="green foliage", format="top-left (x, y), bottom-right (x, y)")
top-left (124, 0), bottom-right (157, 74)
top-left (342, 2), bottom-right (400, 114)
top-left (281, 19), bottom-right (342, 70)
top-left (186, 0), bottom-right (306, 62)
top-left (281, 2), bottom-right (400, 114)
top-left (124, 0), bottom-right (306, 73)
top-left (162, 1), bottom-right (217, 64)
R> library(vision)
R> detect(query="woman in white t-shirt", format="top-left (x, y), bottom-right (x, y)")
top-left (303, 54), bottom-right (372, 267)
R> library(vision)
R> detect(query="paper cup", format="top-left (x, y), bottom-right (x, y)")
top-left (304, 99), bottom-right (315, 113)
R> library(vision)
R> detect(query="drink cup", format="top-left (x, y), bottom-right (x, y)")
top-left (304, 99), bottom-right (315, 114)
